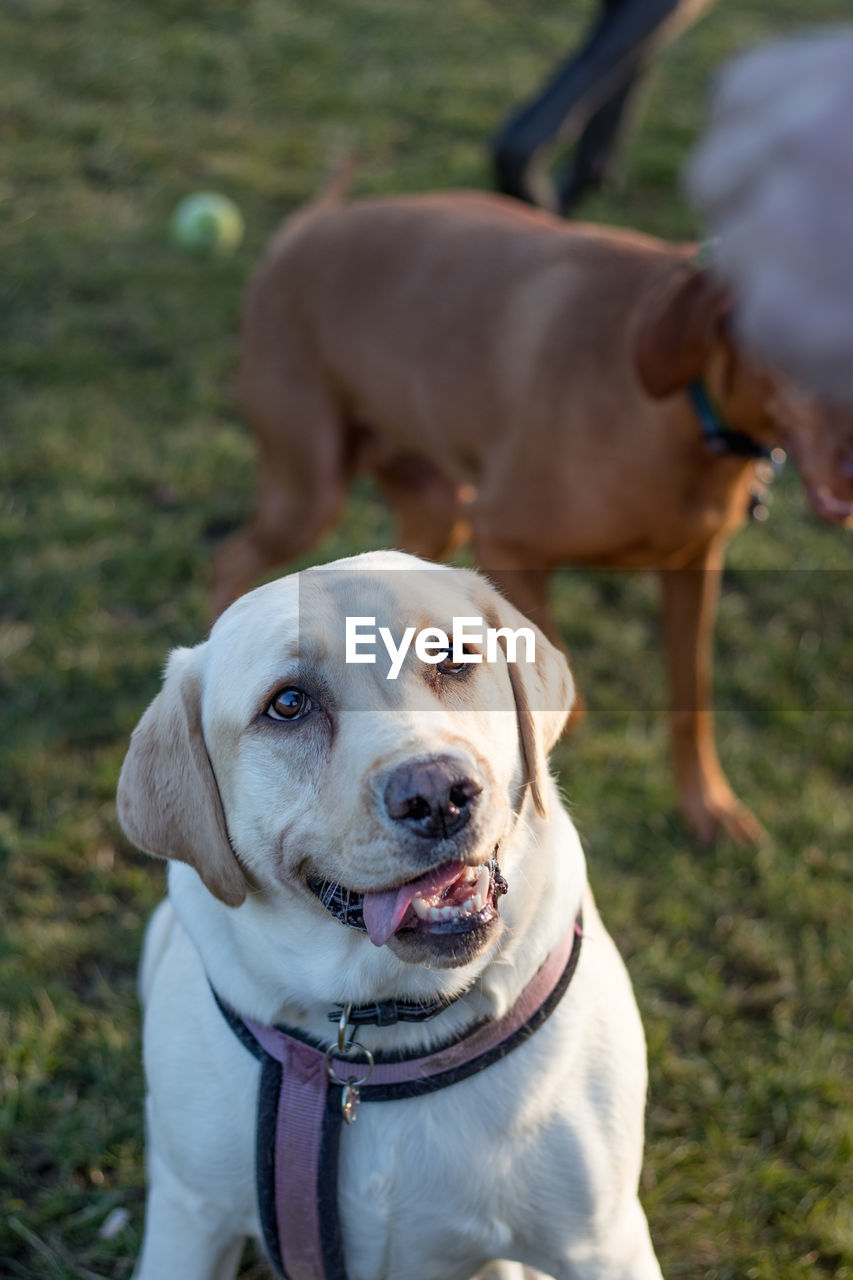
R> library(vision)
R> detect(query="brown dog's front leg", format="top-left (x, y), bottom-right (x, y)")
top-left (478, 562), bottom-right (557, 644)
top-left (475, 551), bottom-right (586, 734)
top-left (660, 545), bottom-right (764, 845)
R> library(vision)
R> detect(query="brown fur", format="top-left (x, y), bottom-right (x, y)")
top-left (213, 190), bottom-right (853, 844)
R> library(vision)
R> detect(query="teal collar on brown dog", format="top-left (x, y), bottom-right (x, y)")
top-left (688, 378), bottom-right (775, 460)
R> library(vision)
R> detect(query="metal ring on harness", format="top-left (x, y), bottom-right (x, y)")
top-left (323, 1039), bottom-right (375, 1089)
top-left (324, 1038), bottom-right (375, 1125)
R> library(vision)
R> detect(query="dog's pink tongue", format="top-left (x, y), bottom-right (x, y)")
top-left (361, 863), bottom-right (464, 947)
top-left (361, 885), bottom-right (419, 948)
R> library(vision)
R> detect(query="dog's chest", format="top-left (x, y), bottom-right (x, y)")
top-left (332, 1056), bottom-right (556, 1280)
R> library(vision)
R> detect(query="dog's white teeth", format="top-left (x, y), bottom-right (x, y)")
top-left (411, 865), bottom-right (491, 923)
top-left (413, 898), bottom-right (448, 921)
top-left (475, 864), bottom-right (490, 897)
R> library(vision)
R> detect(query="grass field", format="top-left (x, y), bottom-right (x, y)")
top-left (2, 1), bottom-right (852, 1277)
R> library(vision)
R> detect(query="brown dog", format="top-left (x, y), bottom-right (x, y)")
top-left (213, 188), bottom-right (853, 845)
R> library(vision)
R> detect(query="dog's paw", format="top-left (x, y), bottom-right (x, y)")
top-left (683, 785), bottom-right (767, 848)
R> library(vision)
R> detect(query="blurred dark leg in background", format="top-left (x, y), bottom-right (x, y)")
top-left (493, 0), bottom-right (712, 214)
top-left (558, 74), bottom-right (637, 210)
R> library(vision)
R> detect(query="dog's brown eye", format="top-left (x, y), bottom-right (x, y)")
top-left (437, 656), bottom-right (465, 675)
top-left (266, 688), bottom-right (313, 722)
top-left (436, 649), bottom-right (474, 676)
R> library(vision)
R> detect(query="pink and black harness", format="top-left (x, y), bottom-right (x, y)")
top-left (214, 914), bottom-right (583, 1280)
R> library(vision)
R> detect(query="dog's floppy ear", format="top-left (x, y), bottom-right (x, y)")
top-left (477, 579), bottom-right (573, 819)
top-left (634, 263), bottom-right (732, 398)
top-left (117, 647), bottom-right (248, 907)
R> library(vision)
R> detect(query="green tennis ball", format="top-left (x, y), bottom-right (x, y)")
top-left (170, 193), bottom-right (244, 256)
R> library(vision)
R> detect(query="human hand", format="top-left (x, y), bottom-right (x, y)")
top-left (688, 29), bottom-right (853, 404)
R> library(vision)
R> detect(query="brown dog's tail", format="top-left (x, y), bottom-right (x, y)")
top-left (249, 149), bottom-right (358, 269)
top-left (310, 149), bottom-right (358, 209)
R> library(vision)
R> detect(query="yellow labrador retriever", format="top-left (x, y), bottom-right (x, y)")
top-left (119, 551), bottom-right (661, 1280)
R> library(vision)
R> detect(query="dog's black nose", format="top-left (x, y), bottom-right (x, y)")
top-left (383, 756), bottom-right (482, 838)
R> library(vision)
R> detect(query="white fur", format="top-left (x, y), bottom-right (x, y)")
top-left (122, 552), bottom-right (662, 1280)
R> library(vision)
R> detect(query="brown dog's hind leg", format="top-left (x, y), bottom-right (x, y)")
top-left (375, 454), bottom-right (469, 562)
top-left (211, 463), bottom-right (346, 618)
top-left (211, 378), bottom-right (349, 617)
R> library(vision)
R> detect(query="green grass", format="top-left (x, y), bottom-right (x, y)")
top-left (2, 1), bottom-right (852, 1276)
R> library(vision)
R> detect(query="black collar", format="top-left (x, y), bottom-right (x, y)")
top-left (327, 992), bottom-right (466, 1027)
top-left (688, 379), bottom-right (773, 460)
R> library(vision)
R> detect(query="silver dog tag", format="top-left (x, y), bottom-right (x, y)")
top-left (341, 1083), bottom-right (360, 1124)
